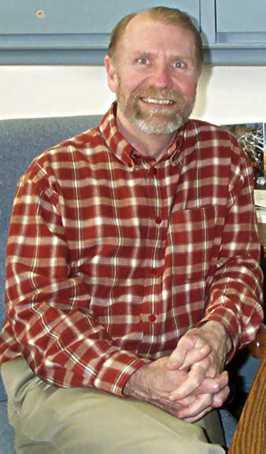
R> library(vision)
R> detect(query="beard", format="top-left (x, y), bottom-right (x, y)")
top-left (117, 85), bottom-right (195, 135)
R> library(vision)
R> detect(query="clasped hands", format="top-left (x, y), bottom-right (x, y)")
top-left (125, 321), bottom-right (231, 422)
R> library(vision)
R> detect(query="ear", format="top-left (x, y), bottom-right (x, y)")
top-left (104, 55), bottom-right (119, 94)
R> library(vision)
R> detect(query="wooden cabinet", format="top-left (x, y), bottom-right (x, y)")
top-left (0, 0), bottom-right (266, 65)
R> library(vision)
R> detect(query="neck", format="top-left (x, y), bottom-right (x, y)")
top-left (116, 114), bottom-right (176, 160)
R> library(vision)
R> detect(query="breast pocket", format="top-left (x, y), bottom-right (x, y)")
top-left (167, 206), bottom-right (219, 284)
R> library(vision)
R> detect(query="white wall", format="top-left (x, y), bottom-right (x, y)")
top-left (1, 65), bottom-right (266, 124)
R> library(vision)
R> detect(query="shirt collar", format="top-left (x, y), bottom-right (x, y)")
top-left (98, 102), bottom-right (186, 167)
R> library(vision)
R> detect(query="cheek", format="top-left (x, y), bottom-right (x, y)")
top-left (177, 79), bottom-right (197, 99)
top-left (119, 81), bottom-right (142, 101)
top-left (118, 69), bottom-right (149, 94)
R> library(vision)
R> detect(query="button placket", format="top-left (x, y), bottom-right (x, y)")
top-left (149, 164), bottom-right (164, 281)
top-left (143, 164), bottom-right (164, 333)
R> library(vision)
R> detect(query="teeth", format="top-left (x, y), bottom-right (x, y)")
top-left (142, 97), bottom-right (174, 105)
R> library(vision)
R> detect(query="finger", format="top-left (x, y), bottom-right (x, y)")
top-left (177, 379), bottom-right (229, 420)
top-left (169, 361), bottom-right (208, 400)
top-left (176, 393), bottom-right (212, 419)
top-left (168, 331), bottom-right (212, 370)
top-left (198, 371), bottom-right (229, 394)
top-left (150, 396), bottom-right (192, 416)
top-left (182, 406), bottom-right (212, 423)
top-left (177, 344), bottom-right (211, 371)
top-left (212, 385), bottom-right (230, 408)
top-left (205, 364), bottom-right (217, 378)
top-left (167, 335), bottom-right (196, 370)
top-left (173, 394), bottom-right (196, 407)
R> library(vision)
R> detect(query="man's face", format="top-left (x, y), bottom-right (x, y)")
top-left (105, 14), bottom-right (200, 136)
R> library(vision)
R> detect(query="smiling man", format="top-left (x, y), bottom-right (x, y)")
top-left (0, 6), bottom-right (263, 454)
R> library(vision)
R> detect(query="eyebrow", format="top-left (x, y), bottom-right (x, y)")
top-left (131, 50), bottom-right (194, 63)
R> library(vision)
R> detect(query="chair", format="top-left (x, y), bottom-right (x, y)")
top-left (229, 325), bottom-right (266, 454)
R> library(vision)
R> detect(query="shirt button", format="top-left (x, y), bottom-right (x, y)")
top-left (148, 314), bottom-right (157, 322)
top-left (150, 167), bottom-right (157, 176)
top-left (152, 267), bottom-right (161, 277)
top-left (155, 216), bottom-right (162, 224)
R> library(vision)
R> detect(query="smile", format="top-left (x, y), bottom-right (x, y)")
top-left (141, 97), bottom-right (175, 105)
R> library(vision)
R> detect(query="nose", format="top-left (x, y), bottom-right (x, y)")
top-left (151, 63), bottom-right (172, 88)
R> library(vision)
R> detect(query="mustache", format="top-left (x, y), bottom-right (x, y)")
top-left (132, 86), bottom-right (185, 103)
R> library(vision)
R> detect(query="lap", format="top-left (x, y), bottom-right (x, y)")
top-left (1, 358), bottom-right (225, 454)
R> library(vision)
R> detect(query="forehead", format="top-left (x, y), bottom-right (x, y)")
top-left (118, 14), bottom-right (197, 60)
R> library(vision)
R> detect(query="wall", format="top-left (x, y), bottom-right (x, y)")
top-left (1, 65), bottom-right (266, 124)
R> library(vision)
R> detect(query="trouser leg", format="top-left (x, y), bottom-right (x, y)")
top-left (1, 358), bottom-right (225, 454)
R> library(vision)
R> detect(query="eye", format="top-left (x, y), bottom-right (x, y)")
top-left (135, 55), bottom-right (150, 65)
top-left (172, 59), bottom-right (186, 69)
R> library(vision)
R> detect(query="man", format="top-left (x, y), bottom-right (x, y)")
top-left (0, 6), bottom-right (263, 454)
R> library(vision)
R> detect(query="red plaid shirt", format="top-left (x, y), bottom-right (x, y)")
top-left (0, 104), bottom-right (263, 395)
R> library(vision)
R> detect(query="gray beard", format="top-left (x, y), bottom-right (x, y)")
top-left (128, 94), bottom-right (194, 135)
top-left (132, 115), bottom-right (186, 135)
top-left (116, 84), bottom-right (195, 135)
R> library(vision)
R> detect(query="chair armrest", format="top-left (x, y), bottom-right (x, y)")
top-left (248, 324), bottom-right (266, 358)
top-left (229, 357), bottom-right (266, 454)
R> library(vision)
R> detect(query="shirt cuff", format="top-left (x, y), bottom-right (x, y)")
top-left (93, 350), bottom-right (150, 396)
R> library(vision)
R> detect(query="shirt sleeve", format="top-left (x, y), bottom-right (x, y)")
top-left (199, 140), bottom-right (264, 359)
top-left (5, 162), bottom-right (149, 396)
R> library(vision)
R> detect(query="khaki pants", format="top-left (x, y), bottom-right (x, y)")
top-left (1, 359), bottom-right (225, 454)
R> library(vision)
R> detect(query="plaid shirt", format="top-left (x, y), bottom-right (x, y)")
top-left (0, 104), bottom-right (263, 395)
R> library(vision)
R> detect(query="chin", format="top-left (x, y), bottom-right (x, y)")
top-left (133, 113), bottom-right (186, 135)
